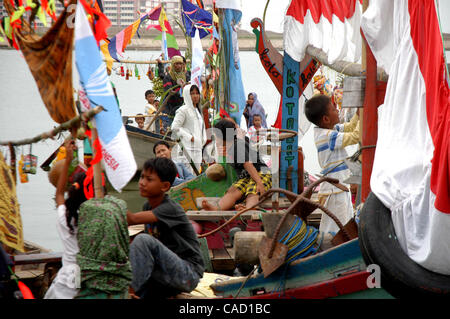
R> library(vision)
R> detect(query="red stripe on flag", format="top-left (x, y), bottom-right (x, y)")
top-left (286, 0), bottom-right (362, 24)
top-left (408, 0), bottom-right (450, 214)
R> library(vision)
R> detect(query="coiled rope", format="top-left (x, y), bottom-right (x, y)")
top-left (279, 216), bottom-right (319, 264)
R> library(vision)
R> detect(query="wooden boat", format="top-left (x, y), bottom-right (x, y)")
top-left (124, 124), bottom-right (175, 171)
top-left (9, 241), bottom-right (62, 299)
top-left (210, 238), bottom-right (393, 299)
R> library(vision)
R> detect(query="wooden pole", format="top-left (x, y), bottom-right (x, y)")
top-left (104, 59), bottom-right (172, 64)
top-left (361, 0), bottom-right (378, 202)
top-left (143, 84), bottom-right (180, 131)
top-left (0, 106), bottom-right (104, 146)
top-left (90, 127), bottom-right (104, 199)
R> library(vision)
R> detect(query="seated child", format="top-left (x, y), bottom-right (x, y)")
top-left (135, 113), bottom-right (145, 129)
top-left (127, 158), bottom-right (204, 298)
top-left (153, 140), bottom-right (195, 187)
top-left (202, 119), bottom-right (271, 211)
top-left (304, 94), bottom-right (360, 235)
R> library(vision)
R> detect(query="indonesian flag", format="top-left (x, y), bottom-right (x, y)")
top-left (362, 0), bottom-right (450, 275)
top-left (284, 0), bottom-right (363, 64)
top-left (75, 4), bottom-right (137, 192)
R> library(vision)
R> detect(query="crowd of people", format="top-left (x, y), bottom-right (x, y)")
top-left (38, 53), bottom-right (361, 300)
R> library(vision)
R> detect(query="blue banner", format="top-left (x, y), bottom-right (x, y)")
top-left (280, 52), bottom-right (299, 193)
top-left (221, 9), bottom-right (246, 125)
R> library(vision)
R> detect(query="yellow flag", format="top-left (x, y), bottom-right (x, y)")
top-left (100, 42), bottom-right (114, 73)
top-left (159, 6), bottom-right (168, 32)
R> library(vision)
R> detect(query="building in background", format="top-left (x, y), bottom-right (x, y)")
top-left (0, 0), bottom-right (213, 31)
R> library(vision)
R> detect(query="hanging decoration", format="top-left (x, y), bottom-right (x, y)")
top-left (4, 0), bottom-right (78, 124)
top-left (0, 152), bottom-right (24, 252)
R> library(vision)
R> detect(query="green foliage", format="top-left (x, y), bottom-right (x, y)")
top-left (151, 76), bottom-right (164, 98)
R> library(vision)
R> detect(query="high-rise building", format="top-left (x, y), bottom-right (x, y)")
top-left (103, 0), bottom-right (140, 26)
top-left (0, 0), bottom-right (216, 31)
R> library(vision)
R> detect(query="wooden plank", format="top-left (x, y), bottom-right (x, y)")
top-left (186, 210), bottom-right (262, 221)
top-left (14, 252), bottom-right (62, 265)
top-left (211, 248), bottom-right (235, 271)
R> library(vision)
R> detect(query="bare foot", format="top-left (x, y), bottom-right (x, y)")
top-left (234, 203), bottom-right (246, 211)
top-left (201, 200), bottom-right (218, 211)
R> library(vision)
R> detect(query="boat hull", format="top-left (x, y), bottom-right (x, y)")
top-left (125, 125), bottom-right (175, 170)
top-left (210, 238), bottom-right (394, 299)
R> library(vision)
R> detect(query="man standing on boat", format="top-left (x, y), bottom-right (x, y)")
top-left (161, 55), bottom-right (191, 131)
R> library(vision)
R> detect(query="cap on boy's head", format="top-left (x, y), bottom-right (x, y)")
top-left (153, 140), bottom-right (171, 155)
top-left (145, 90), bottom-right (155, 98)
top-left (304, 94), bottom-right (331, 127)
top-left (143, 157), bottom-right (177, 186)
top-left (214, 119), bottom-right (236, 142)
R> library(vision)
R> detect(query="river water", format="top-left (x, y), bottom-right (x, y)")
top-left (0, 48), bottom-right (323, 251)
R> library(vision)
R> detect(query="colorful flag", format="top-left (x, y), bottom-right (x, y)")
top-left (147, 6), bottom-right (181, 59)
top-left (154, 32), bottom-right (181, 59)
top-left (75, 4), bottom-right (137, 192)
top-left (181, 0), bottom-right (213, 39)
top-left (284, 0), bottom-right (363, 64)
top-left (106, 13), bottom-right (150, 61)
top-left (361, 0), bottom-right (450, 275)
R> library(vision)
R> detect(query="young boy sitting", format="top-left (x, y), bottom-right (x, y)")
top-left (153, 140), bottom-right (195, 187)
top-left (127, 158), bottom-right (204, 298)
top-left (304, 94), bottom-right (360, 235)
top-left (202, 119), bottom-right (271, 211)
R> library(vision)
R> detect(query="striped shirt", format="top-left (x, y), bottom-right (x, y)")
top-left (313, 113), bottom-right (360, 195)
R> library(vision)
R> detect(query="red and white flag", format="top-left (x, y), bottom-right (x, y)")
top-left (362, 0), bottom-right (450, 275)
top-left (284, 0), bottom-right (363, 64)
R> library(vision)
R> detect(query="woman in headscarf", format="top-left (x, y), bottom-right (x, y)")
top-left (171, 84), bottom-right (207, 173)
top-left (243, 92), bottom-right (268, 129)
top-left (75, 195), bottom-right (132, 299)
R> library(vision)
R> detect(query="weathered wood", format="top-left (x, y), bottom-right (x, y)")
top-left (342, 76), bottom-right (366, 108)
top-left (0, 106), bottom-right (104, 146)
top-left (186, 210), bottom-right (261, 221)
top-left (305, 45), bottom-right (388, 82)
top-left (14, 252), bottom-right (62, 265)
top-left (234, 231), bottom-right (266, 265)
top-left (211, 248), bottom-right (235, 271)
top-left (261, 212), bottom-right (297, 239)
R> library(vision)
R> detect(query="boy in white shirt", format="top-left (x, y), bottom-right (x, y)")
top-left (144, 90), bottom-right (157, 131)
top-left (305, 94), bottom-right (360, 235)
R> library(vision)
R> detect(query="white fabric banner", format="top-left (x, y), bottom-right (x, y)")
top-left (362, 0), bottom-right (450, 275)
top-left (283, 0), bottom-right (363, 64)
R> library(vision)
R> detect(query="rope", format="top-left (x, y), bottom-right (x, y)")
top-left (278, 216), bottom-right (319, 264)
